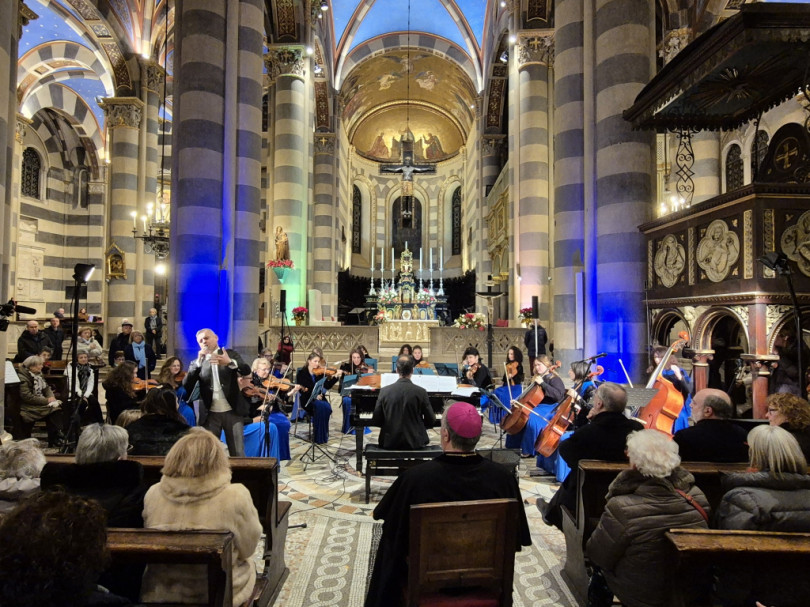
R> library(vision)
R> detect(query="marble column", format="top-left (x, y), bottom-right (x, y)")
top-left (265, 46), bottom-right (309, 320)
top-left (691, 131), bottom-right (721, 204)
top-left (170, 0), bottom-right (264, 361)
top-left (552, 0), bottom-right (585, 365)
top-left (594, 0), bottom-right (655, 382)
top-left (312, 133), bottom-right (337, 321)
top-left (691, 350), bottom-right (714, 394)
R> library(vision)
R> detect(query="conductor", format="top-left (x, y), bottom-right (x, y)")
top-left (371, 355), bottom-right (435, 449)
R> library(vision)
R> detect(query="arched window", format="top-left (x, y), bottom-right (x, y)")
top-left (352, 185), bottom-right (362, 254)
top-left (750, 130), bottom-right (769, 179)
top-left (451, 186), bottom-right (461, 255)
top-left (21, 147), bottom-right (41, 199)
top-left (725, 144), bottom-right (743, 192)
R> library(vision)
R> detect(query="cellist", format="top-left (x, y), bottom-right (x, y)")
top-left (505, 356), bottom-right (565, 458)
top-left (650, 345), bottom-right (693, 433)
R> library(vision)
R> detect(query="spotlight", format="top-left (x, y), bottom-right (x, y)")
top-left (320, 0), bottom-right (328, 11)
top-left (155, 263), bottom-right (167, 276)
top-left (73, 263), bottom-right (95, 283)
top-left (508, 33), bottom-right (517, 44)
top-left (758, 251), bottom-right (790, 276)
top-left (305, 46), bottom-right (314, 56)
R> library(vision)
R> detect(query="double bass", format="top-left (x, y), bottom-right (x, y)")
top-left (535, 365), bottom-right (603, 457)
top-left (500, 360), bottom-right (561, 435)
top-left (635, 331), bottom-right (689, 437)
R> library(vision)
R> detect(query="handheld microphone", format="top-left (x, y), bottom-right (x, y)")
top-left (588, 353), bottom-right (607, 360)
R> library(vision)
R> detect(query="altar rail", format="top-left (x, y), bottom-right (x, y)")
top-left (266, 325), bottom-right (526, 364)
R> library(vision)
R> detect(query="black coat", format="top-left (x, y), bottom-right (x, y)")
top-left (124, 343), bottom-right (157, 380)
top-left (673, 419), bottom-right (749, 463)
top-left (183, 347), bottom-right (251, 424)
top-left (43, 326), bottom-right (65, 360)
top-left (15, 331), bottom-right (49, 362)
top-left (524, 325), bottom-right (548, 357)
top-left (40, 459), bottom-right (146, 528)
top-left (371, 377), bottom-right (435, 449)
top-left (295, 366), bottom-right (338, 414)
top-left (108, 333), bottom-right (131, 366)
top-left (126, 415), bottom-right (190, 456)
top-left (103, 384), bottom-right (138, 425)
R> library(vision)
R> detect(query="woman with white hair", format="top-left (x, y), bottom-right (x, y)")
top-left (40, 423), bottom-right (146, 528)
top-left (76, 326), bottom-right (103, 363)
top-left (0, 439), bottom-right (46, 515)
top-left (585, 429), bottom-right (710, 607)
top-left (17, 355), bottom-right (65, 446)
top-left (141, 428), bottom-right (262, 605)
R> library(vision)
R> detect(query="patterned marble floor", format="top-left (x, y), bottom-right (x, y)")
top-left (273, 410), bottom-right (578, 607)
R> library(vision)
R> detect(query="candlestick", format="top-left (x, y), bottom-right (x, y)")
top-left (440, 247), bottom-right (443, 268)
top-left (371, 247), bottom-right (374, 269)
top-left (419, 248), bottom-right (422, 271)
top-left (391, 247), bottom-right (395, 272)
top-left (380, 248), bottom-right (383, 273)
top-left (429, 247), bottom-right (433, 270)
top-left (142, 215), bottom-right (147, 233)
top-left (131, 211), bottom-right (137, 230)
top-left (405, 241), bottom-right (408, 251)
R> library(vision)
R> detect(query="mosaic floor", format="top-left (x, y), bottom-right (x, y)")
top-left (274, 411), bottom-right (578, 607)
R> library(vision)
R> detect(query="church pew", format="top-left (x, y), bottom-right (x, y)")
top-left (107, 528), bottom-right (234, 607)
top-left (46, 455), bottom-right (290, 606)
top-left (665, 528), bottom-right (810, 607)
top-left (560, 459), bottom-right (749, 606)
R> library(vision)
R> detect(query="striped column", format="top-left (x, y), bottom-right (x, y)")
top-left (553, 0), bottom-right (585, 364)
top-left (515, 33), bottom-right (553, 322)
top-left (265, 46), bottom-right (308, 319)
top-left (594, 0), bottom-right (655, 382)
top-left (312, 133), bottom-right (337, 320)
top-left (100, 97), bottom-right (143, 332)
top-left (691, 131), bottom-right (720, 204)
top-left (171, 0), bottom-right (264, 362)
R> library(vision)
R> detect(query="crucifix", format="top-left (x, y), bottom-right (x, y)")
top-left (380, 136), bottom-right (436, 228)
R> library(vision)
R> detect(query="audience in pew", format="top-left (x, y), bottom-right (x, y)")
top-left (125, 387), bottom-right (190, 456)
top-left (366, 401), bottom-right (531, 607)
top-left (673, 389), bottom-right (749, 462)
top-left (114, 409), bottom-right (142, 428)
top-left (124, 330), bottom-right (157, 381)
top-left (0, 491), bottom-right (131, 607)
top-left (103, 361), bottom-right (139, 424)
top-left (765, 393), bottom-right (810, 460)
top-left (17, 355), bottom-right (66, 446)
top-left (65, 351), bottom-right (105, 425)
top-left (76, 326), bottom-right (104, 365)
top-left (714, 424), bottom-right (810, 607)
top-left (0, 438), bottom-right (45, 515)
top-left (585, 429), bottom-right (710, 607)
top-left (141, 428), bottom-right (262, 606)
top-left (41, 423), bottom-right (146, 528)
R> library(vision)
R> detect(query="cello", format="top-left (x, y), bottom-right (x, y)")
top-left (535, 365), bottom-right (603, 457)
top-left (635, 331), bottom-right (689, 437)
top-left (500, 360), bottom-right (561, 435)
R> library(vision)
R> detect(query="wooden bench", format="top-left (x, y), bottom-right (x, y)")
top-left (666, 528), bottom-right (810, 607)
top-left (560, 459), bottom-right (749, 606)
top-left (46, 455), bottom-right (290, 606)
top-left (107, 528), bottom-right (234, 607)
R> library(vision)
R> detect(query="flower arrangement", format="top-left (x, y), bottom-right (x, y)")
top-left (453, 312), bottom-right (487, 331)
top-left (519, 307), bottom-right (534, 321)
top-left (415, 289), bottom-right (436, 305)
top-left (372, 310), bottom-right (387, 325)
top-left (378, 288), bottom-right (399, 305)
top-left (291, 306), bottom-right (308, 321)
top-left (267, 259), bottom-right (294, 269)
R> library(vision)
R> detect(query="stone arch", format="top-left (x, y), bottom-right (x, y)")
top-left (352, 174), bottom-right (376, 261)
top-left (438, 174), bottom-right (462, 258)
top-left (767, 309), bottom-right (810, 354)
top-left (650, 308), bottom-right (691, 347)
top-left (692, 306), bottom-right (750, 352)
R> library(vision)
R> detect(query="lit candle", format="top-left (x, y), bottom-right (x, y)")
top-left (429, 247), bottom-right (433, 269)
top-left (131, 211), bottom-right (137, 230)
top-left (142, 215), bottom-right (147, 232)
top-left (380, 248), bottom-right (383, 273)
top-left (391, 247), bottom-right (395, 272)
top-left (440, 247), bottom-right (443, 268)
top-left (419, 248), bottom-right (423, 271)
top-left (371, 247), bottom-right (374, 269)
top-left (405, 241), bottom-right (408, 251)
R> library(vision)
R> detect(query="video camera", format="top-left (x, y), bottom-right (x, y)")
top-left (0, 299), bottom-right (37, 331)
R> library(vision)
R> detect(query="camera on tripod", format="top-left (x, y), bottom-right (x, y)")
top-left (0, 299), bottom-right (38, 331)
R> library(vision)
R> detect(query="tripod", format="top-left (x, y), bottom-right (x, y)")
top-left (299, 377), bottom-right (335, 465)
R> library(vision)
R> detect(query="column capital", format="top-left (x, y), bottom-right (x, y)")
top-left (740, 353), bottom-right (779, 376)
top-left (659, 27), bottom-right (691, 65)
top-left (19, 2), bottom-right (38, 38)
top-left (314, 132), bottom-right (335, 155)
top-left (100, 97), bottom-right (144, 129)
top-left (264, 46), bottom-right (306, 83)
top-left (139, 58), bottom-right (166, 94)
top-left (15, 114), bottom-right (32, 144)
top-left (690, 349), bottom-right (715, 366)
top-left (517, 31), bottom-right (554, 70)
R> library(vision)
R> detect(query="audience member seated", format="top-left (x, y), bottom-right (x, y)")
top-left (114, 409), bottom-right (143, 428)
top-left (125, 388), bottom-right (190, 456)
top-left (15, 320), bottom-right (49, 363)
top-left (124, 330), bottom-right (157, 381)
top-left (765, 393), bottom-right (810, 459)
top-left (295, 352), bottom-right (337, 444)
top-left (66, 351), bottom-right (105, 425)
top-left (365, 402), bottom-right (531, 607)
top-left (103, 362), bottom-right (139, 425)
top-left (108, 320), bottom-right (133, 367)
top-left (714, 424), bottom-right (810, 607)
top-left (371, 355), bottom-right (435, 450)
top-left (43, 316), bottom-right (65, 361)
top-left (0, 439), bottom-right (45, 515)
top-left (585, 430), bottom-right (710, 607)
top-left (538, 382), bottom-right (643, 529)
top-left (0, 491), bottom-right (131, 607)
top-left (673, 388), bottom-right (748, 462)
top-left (141, 428), bottom-right (262, 606)
top-left (76, 326), bottom-right (104, 365)
top-left (41, 423), bottom-right (146, 528)
top-left (17, 355), bottom-right (65, 446)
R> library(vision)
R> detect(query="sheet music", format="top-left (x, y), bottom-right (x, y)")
top-left (4, 360), bottom-right (20, 384)
top-left (451, 386), bottom-right (480, 398)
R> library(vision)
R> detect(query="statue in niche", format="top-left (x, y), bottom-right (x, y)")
top-left (697, 220), bottom-right (739, 282)
top-left (654, 234), bottom-right (685, 287)
top-left (275, 226), bottom-right (290, 261)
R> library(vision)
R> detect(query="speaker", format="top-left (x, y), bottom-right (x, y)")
top-left (279, 289), bottom-right (287, 313)
top-left (531, 295), bottom-right (539, 319)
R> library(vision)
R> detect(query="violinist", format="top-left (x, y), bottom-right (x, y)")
top-left (102, 361), bottom-right (140, 425)
top-left (505, 355), bottom-right (566, 458)
top-left (501, 347), bottom-right (525, 386)
top-left (459, 347), bottom-right (493, 389)
top-left (398, 344), bottom-right (413, 357)
top-left (412, 345), bottom-right (428, 367)
top-left (159, 356), bottom-right (196, 427)
top-left (650, 345), bottom-right (693, 433)
top-left (568, 360), bottom-right (599, 428)
top-left (339, 348), bottom-right (371, 434)
top-left (244, 357), bottom-right (291, 460)
top-left (295, 352), bottom-right (339, 444)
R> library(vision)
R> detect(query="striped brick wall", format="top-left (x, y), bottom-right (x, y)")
top-left (552, 0), bottom-right (585, 364)
top-left (171, 0), bottom-right (263, 361)
top-left (593, 0), bottom-right (654, 381)
top-left (312, 133), bottom-right (337, 320)
top-left (691, 131), bottom-right (720, 204)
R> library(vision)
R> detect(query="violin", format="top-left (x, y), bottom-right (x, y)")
top-left (506, 361), bottom-right (519, 379)
top-left (415, 360), bottom-right (431, 369)
top-left (635, 331), bottom-right (689, 437)
top-left (535, 365), bottom-right (603, 457)
top-left (464, 362), bottom-right (481, 381)
top-left (500, 359), bottom-right (561, 435)
top-left (357, 373), bottom-right (381, 388)
top-left (313, 366), bottom-right (338, 377)
top-left (262, 377), bottom-right (295, 392)
top-left (132, 378), bottom-right (159, 392)
top-left (174, 371), bottom-right (186, 382)
top-left (242, 384), bottom-right (271, 399)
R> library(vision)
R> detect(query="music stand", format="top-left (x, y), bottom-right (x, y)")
top-left (299, 376), bottom-right (335, 465)
top-left (623, 387), bottom-right (658, 419)
top-left (481, 387), bottom-right (512, 449)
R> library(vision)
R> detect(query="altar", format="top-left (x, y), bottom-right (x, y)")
top-left (379, 319), bottom-right (439, 345)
